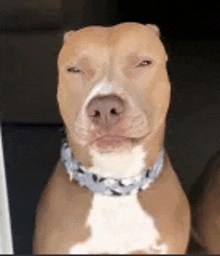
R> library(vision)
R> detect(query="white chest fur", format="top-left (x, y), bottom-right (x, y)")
top-left (69, 193), bottom-right (168, 254)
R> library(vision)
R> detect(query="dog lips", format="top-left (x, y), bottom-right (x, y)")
top-left (95, 136), bottom-right (130, 148)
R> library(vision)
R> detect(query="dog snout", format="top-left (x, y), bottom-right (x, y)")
top-left (86, 95), bottom-right (125, 127)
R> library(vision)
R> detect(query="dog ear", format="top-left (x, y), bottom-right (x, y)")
top-left (63, 30), bottom-right (74, 42)
top-left (145, 24), bottom-right (160, 37)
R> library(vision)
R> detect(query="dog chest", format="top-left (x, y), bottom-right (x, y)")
top-left (69, 193), bottom-right (168, 254)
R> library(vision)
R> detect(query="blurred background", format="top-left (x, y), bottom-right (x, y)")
top-left (1, 1), bottom-right (220, 253)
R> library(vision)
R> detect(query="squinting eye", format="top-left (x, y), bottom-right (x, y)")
top-left (137, 60), bottom-right (152, 67)
top-left (67, 67), bottom-right (82, 73)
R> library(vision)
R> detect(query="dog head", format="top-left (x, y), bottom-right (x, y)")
top-left (57, 23), bottom-right (170, 174)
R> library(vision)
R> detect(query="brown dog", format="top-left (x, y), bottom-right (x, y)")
top-left (190, 150), bottom-right (220, 254)
top-left (33, 22), bottom-right (190, 254)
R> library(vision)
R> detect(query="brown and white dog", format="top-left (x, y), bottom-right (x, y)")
top-left (33, 22), bottom-right (190, 254)
top-left (190, 150), bottom-right (220, 254)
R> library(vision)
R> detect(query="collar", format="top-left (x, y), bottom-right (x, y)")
top-left (60, 138), bottom-right (165, 196)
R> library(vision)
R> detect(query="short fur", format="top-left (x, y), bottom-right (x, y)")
top-left (33, 22), bottom-right (190, 254)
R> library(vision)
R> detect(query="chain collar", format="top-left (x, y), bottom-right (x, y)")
top-left (61, 138), bottom-right (165, 196)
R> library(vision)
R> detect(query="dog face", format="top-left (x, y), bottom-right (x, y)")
top-left (57, 22), bottom-right (170, 170)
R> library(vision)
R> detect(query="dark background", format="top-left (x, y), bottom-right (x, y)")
top-left (1, 1), bottom-right (220, 253)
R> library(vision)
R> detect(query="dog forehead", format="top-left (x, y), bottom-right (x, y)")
top-left (58, 27), bottom-right (109, 63)
top-left (63, 26), bottom-right (110, 49)
top-left (111, 24), bottom-right (166, 57)
top-left (59, 23), bottom-right (166, 63)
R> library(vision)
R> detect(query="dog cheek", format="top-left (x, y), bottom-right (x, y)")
top-left (57, 84), bottom-right (75, 128)
top-left (58, 74), bottom-right (84, 107)
top-left (151, 81), bottom-right (170, 127)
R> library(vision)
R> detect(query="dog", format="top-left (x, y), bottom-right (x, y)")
top-left (33, 22), bottom-right (190, 254)
top-left (190, 150), bottom-right (220, 254)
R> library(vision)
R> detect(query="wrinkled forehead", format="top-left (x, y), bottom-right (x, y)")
top-left (58, 23), bottom-right (167, 65)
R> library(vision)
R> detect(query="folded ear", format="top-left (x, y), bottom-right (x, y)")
top-left (145, 24), bottom-right (160, 37)
top-left (63, 30), bottom-right (74, 42)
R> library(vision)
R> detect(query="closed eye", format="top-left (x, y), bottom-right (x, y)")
top-left (67, 66), bottom-right (82, 73)
top-left (137, 60), bottom-right (153, 67)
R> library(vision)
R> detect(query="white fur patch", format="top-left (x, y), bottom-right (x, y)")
top-left (85, 78), bottom-right (117, 104)
top-left (88, 145), bottom-right (147, 178)
top-left (69, 193), bottom-right (168, 254)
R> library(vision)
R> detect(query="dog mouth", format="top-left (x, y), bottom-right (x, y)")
top-left (91, 134), bottom-right (146, 149)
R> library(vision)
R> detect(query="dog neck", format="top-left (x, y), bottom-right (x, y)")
top-left (61, 138), bottom-right (165, 196)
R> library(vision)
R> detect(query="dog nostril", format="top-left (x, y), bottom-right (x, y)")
top-left (110, 108), bottom-right (117, 115)
top-left (94, 110), bottom-right (100, 117)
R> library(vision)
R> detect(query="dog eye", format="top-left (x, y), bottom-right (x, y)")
top-left (137, 60), bottom-right (152, 67)
top-left (67, 67), bottom-right (82, 73)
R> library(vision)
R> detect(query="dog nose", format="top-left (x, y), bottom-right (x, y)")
top-left (87, 95), bottom-right (125, 127)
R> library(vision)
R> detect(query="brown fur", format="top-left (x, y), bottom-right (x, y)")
top-left (138, 155), bottom-right (190, 253)
top-left (33, 161), bottom-right (93, 254)
top-left (33, 22), bottom-right (190, 254)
